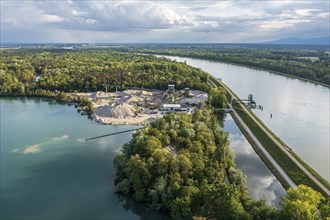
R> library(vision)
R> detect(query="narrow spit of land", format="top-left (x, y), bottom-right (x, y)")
top-left (233, 98), bottom-right (330, 195)
top-left (229, 102), bottom-right (296, 188)
top-left (208, 76), bottom-right (330, 196)
top-left (208, 79), bottom-right (296, 188)
top-left (85, 128), bottom-right (142, 141)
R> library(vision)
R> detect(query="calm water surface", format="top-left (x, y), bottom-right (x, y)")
top-left (223, 114), bottom-right (286, 205)
top-left (163, 55), bottom-right (330, 182)
top-left (0, 97), bottom-right (168, 220)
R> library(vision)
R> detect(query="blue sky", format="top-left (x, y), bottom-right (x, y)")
top-left (1, 0), bottom-right (329, 43)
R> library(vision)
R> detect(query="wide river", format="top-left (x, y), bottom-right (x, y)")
top-left (162, 55), bottom-right (330, 182)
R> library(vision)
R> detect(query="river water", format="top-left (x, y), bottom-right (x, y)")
top-left (0, 97), bottom-right (168, 220)
top-left (162, 55), bottom-right (329, 182)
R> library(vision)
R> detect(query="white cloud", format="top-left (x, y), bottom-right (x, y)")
top-left (1, 0), bottom-right (329, 43)
top-left (72, 10), bottom-right (87, 16)
top-left (1, 1), bottom-right (64, 27)
top-left (260, 19), bottom-right (311, 30)
top-left (67, 0), bottom-right (74, 5)
top-left (41, 14), bottom-right (64, 24)
top-left (85, 19), bottom-right (97, 25)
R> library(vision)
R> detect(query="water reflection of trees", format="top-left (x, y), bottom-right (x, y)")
top-left (117, 195), bottom-right (170, 220)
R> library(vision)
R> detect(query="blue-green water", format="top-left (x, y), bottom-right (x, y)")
top-left (0, 97), bottom-right (167, 220)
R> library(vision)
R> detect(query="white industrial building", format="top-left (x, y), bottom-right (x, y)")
top-left (162, 104), bottom-right (181, 110)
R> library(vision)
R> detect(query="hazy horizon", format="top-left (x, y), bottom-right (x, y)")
top-left (1, 1), bottom-right (329, 44)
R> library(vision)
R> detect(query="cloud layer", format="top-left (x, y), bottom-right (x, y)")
top-left (1, 0), bottom-right (329, 43)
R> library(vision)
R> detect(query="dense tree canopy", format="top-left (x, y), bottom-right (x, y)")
top-left (279, 185), bottom-right (330, 220)
top-left (208, 87), bottom-right (228, 109)
top-left (114, 104), bottom-right (330, 219)
top-left (114, 104), bottom-right (250, 219)
top-left (113, 45), bottom-right (330, 86)
top-left (0, 49), bottom-right (210, 96)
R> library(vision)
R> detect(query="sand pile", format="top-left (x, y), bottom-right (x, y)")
top-left (126, 95), bottom-right (144, 104)
top-left (95, 103), bottom-right (136, 118)
top-left (125, 89), bottom-right (140, 95)
top-left (110, 103), bottom-right (136, 118)
top-left (94, 105), bottom-right (113, 117)
top-left (94, 99), bottom-right (110, 107)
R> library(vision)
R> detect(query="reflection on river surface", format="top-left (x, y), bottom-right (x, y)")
top-left (223, 115), bottom-right (286, 205)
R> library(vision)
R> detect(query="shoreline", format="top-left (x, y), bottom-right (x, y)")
top-left (1, 86), bottom-right (208, 126)
top-left (0, 95), bottom-right (160, 126)
top-left (92, 114), bottom-right (161, 125)
top-left (149, 53), bottom-right (330, 88)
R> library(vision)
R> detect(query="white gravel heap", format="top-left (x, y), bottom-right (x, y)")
top-left (110, 103), bottom-right (136, 118)
top-left (95, 103), bottom-right (136, 118)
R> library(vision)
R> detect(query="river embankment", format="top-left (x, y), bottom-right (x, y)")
top-left (161, 55), bottom-right (330, 183)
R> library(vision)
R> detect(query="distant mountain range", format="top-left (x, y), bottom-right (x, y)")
top-left (263, 36), bottom-right (329, 45)
top-left (1, 36), bottom-right (329, 46)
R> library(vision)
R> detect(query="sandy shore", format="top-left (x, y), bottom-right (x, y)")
top-left (11, 135), bottom-right (70, 154)
top-left (22, 144), bottom-right (41, 154)
top-left (93, 114), bottom-right (162, 125)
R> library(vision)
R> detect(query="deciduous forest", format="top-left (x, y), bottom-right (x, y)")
top-left (113, 45), bottom-right (330, 86)
top-left (0, 49), bottom-right (210, 96)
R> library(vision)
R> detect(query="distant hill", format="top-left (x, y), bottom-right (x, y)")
top-left (263, 36), bottom-right (329, 45)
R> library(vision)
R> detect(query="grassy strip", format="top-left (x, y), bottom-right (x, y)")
top-left (243, 105), bottom-right (330, 189)
top-left (209, 75), bottom-right (330, 194)
top-left (288, 150), bottom-right (330, 190)
top-left (209, 77), bottom-right (291, 189)
top-left (208, 76), bottom-right (232, 102)
top-left (233, 102), bottom-right (328, 195)
top-left (209, 75), bottom-right (330, 190)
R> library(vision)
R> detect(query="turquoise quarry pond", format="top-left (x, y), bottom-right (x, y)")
top-left (0, 97), bottom-right (168, 220)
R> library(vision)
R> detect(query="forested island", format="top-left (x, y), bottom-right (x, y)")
top-left (115, 104), bottom-right (329, 219)
top-left (1, 47), bottom-right (329, 219)
top-left (111, 44), bottom-right (330, 86)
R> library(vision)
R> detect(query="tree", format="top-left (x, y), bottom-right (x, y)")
top-left (208, 87), bottom-right (228, 109)
top-left (319, 196), bottom-right (330, 220)
top-left (280, 185), bottom-right (324, 220)
top-left (124, 154), bottom-right (151, 202)
top-left (113, 106), bottom-right (249, 219)
top-left (247, 200), bottom-right (278, 220)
